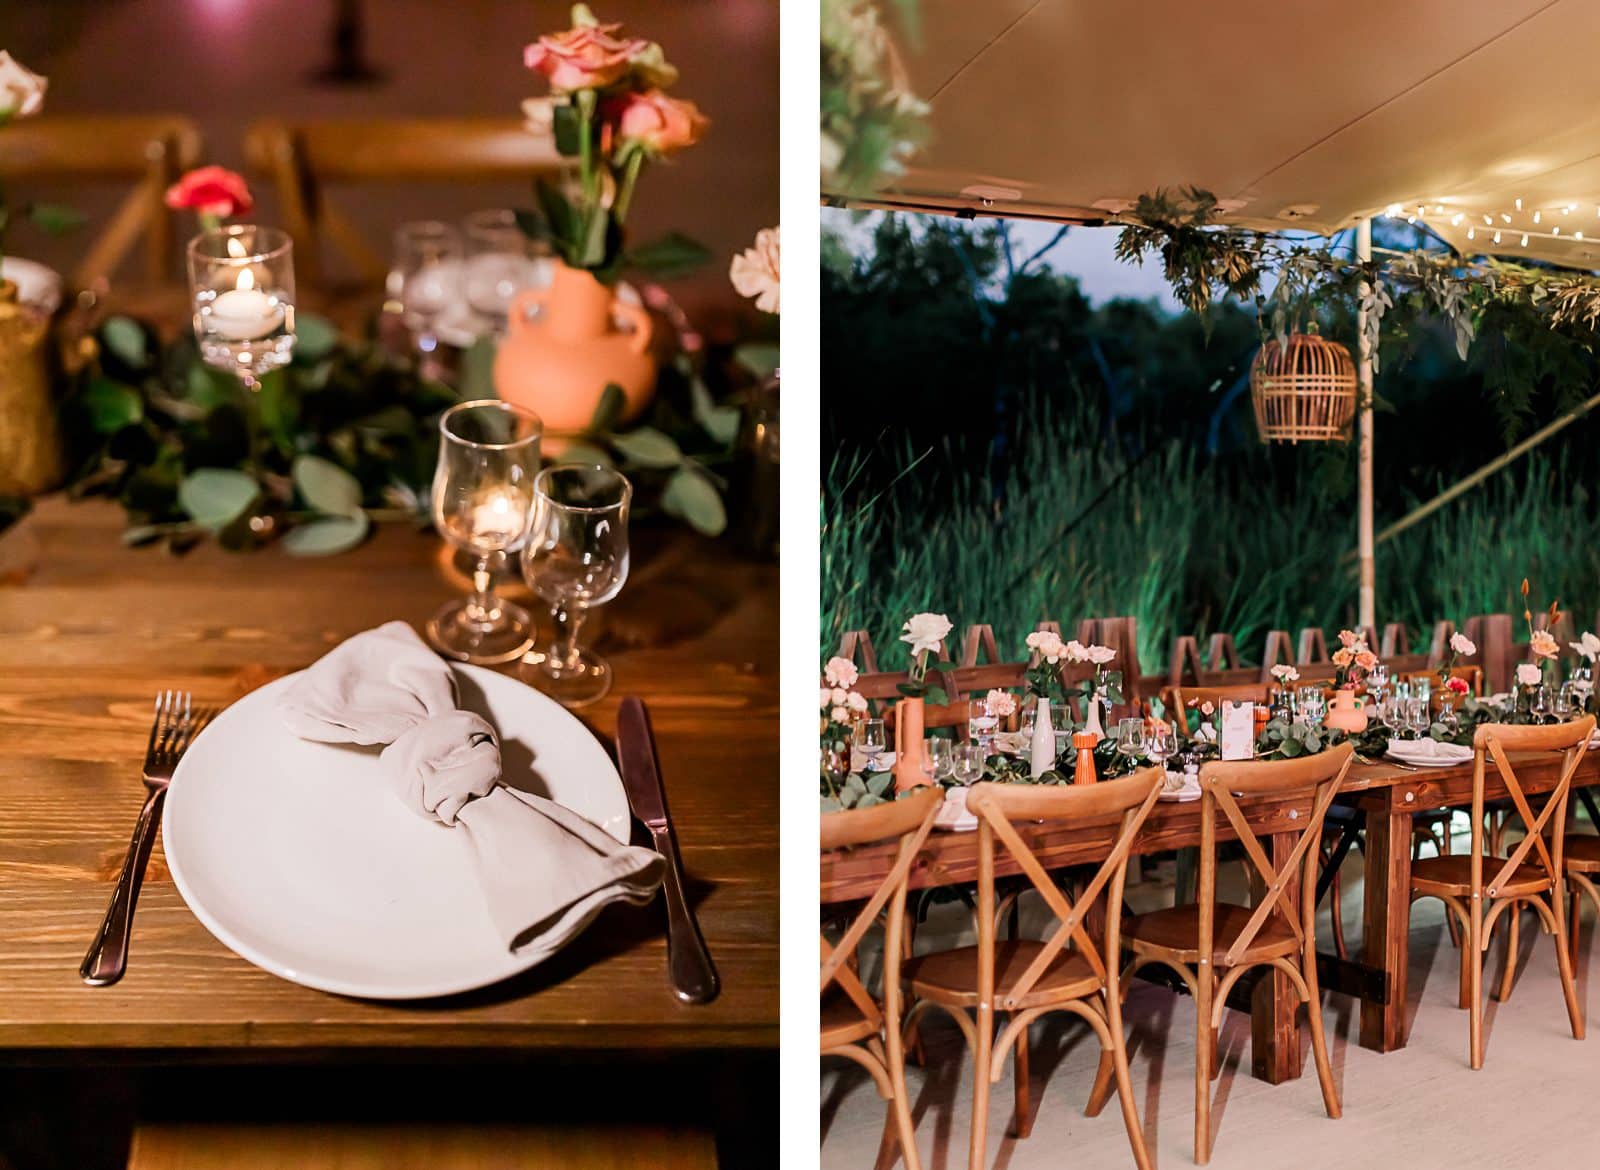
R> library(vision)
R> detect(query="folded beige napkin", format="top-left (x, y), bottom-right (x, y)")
top-left (278, 621), bottom-right (663, 960)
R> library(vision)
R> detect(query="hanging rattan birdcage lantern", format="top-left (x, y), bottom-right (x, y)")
top-left (1249, 330), bottom-right (1358, 443)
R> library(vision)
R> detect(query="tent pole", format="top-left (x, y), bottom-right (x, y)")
top-left (1356, 218), bottom-right (1376, 630)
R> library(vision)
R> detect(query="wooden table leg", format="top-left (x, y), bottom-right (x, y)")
top-left (1359, 794), bottom-right (1414, 1052)
top-left (1250, 829), bottom-right (1304, 1084)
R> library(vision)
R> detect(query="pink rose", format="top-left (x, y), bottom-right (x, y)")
top-left (1530, 629), bottom-right (1559, 659)
top-left (823, 655), bottom-right (858, 689)
top-left (164, 166), bottom-right (253, 219)
top-left (1337, 629), bottom-right (1360, 648)
top-left (1355, 649), bottom-right (1379, 672)
top-left (607, 89), bottom-right (708, 154)
top-left (524, 21), bottom-right (646, 91)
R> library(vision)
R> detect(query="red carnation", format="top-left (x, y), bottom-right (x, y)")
top-left (165, 166), bottom-right (254, 220)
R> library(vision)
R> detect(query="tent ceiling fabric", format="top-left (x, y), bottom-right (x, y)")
top-left (853, 0), bottom-right (1600, 269)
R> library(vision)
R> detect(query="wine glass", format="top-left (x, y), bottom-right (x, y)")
top-left (1530, 684), bottom-right (1553, 725)
top-left (462, 208), bottom-right (543, 334)
top-left (922, 737), bottom-right (953, 782)
top-left (393, 220), bottom-right (462, 357)
top-left (1412, 676), bottom-right (1432, 706)
top-left (1366, 663), bottom-right (1390, 702)
top-left (1407, 696), bottom-right (1430, 740)
top-left (519, 464), bottom-right (633, 707)
top-left (967, 697), bottom-right (998, 749)
top-left (952, 743), bottom-right (985, 786)
top-left (1554, 683), bottom-right (1575, 721)
top-left (854, 719), bottom-right (887, 772)
top-left (425, 400), bottom-right (542, 664)
top-left (1115, 718), bottom-right (1145, 765)
top-left (1146, 721), bottom-right (1175, 770)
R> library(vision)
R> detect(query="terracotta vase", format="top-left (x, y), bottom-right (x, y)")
top-left (892, 697), bottom-right (929, 793)
top-left (0, 280), bottom-right (61, 496)
top-left (492, 262), bottom-right (655, 445)
top-left (1072, 731), bottom-right (1100, 785)
top-left (1324, 687), bottom-right (1369, 733)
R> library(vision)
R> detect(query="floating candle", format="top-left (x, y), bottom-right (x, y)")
top-left (469, 488), bottom-right (529, 545)
top-left (208, 266), bottom-right (284, 342)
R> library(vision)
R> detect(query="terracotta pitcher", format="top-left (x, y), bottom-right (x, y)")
top-left (492, 262), bottom-right (655, 442)
top-left (1324, 688), bottom-right (1369, 733)
top-left (892, 697), bottom-right (928, 793)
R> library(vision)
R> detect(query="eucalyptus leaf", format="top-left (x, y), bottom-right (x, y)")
top-left (661, 465), bottom-right (726, 536)
top-left (820, 797), bottom-right (844, 814)
top-left (733, 343), bottom-right (780, 382)
top-left (458, 336), bottom-right (497, 402)
top-left (101, 317), bottom-right (148, 369)
top-left (293, 313), bottom-right (340, 363)
top-left (292, 454), bottom-right (363, 516)
top-left (27, 202), bottom-right (85, 236)
top-left (282, 512), bottom-right (370, 556)
top-left (625, 232), bottom-right (711, 279)
top-left (559, 441), bottom-right (614, 468)
top-left (81, 377), bottom-right (143, 433)
top-left (611, 426), bottom-right (682, 469)
top-left (589, 383), bottom-right (626, 434)
top-left (866, 771), bottom-right (893, 796)
top-left (690, 377), bottom-right (741, 445)
top-left (178, 468), bottom-right (259, 529)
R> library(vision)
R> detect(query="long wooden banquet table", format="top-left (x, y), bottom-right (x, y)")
top-left (820, 749), bottom-right (1600, 1085)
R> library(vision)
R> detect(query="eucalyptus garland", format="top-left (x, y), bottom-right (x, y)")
top-left (37, 313), bottom-right (751, 554)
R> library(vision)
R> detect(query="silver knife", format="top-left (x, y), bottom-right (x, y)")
top-left (617, 696), bottom-right (719, 1004)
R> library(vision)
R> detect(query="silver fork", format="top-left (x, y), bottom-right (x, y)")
top-left (80, 691), bottom-right (201, 986)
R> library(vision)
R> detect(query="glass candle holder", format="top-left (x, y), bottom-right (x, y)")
top-left (463, 208), bottom-right (544, 334)
top-left (186, 225), bottom-right (295, 392)
top-left (426, 400), bottom-right (543, 664)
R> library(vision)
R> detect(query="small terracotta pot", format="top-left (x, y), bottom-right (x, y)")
top-left (492, 262), bottom-right (656, 446)
top-left (1324, 688), bottom-right (1369, 733)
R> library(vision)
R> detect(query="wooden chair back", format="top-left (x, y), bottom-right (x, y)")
top-left (1397, 666), bottom-right (1482, 697)
top-left (965, 768), bottom-right (1164, 1009)
top-left (1468, 718), bottom-right (1595, 899)
top-left (243, 117), bottom-right (566, 286)
top-left (1162, 683), bottom-right (1270, 733)
top-left (942, 662), bottom-right (1027, 699)
top-left (1196, 743), bottom-right (1354, 966)
top-left (819, 787), bottom-right (942, 1027)
top-left (0, 115), bottom-right (202, 287)
top-left (884, 694), bottom-right (970, 735)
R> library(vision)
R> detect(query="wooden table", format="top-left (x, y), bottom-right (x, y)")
top-left (820, 751), bottom-right (1600, 1085)
top-left (0, 496), bottom-right (776, 1158)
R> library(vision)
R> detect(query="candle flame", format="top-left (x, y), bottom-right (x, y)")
top-left (236, 266), bottom-right (255, 292)
top-left (226, 237), bottom-right (248, 258)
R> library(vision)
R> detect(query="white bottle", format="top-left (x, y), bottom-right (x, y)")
top-left (1030, 696), bottom-right (1056, 778)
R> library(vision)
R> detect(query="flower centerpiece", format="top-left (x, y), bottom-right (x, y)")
top-left (498, 5), bottom-right (710, 432)
top-left (1436, 631), bottom-right (1475, 721)
top-left (1269, 663), bottom-right (1299, 718)
top-left (890, 611), bottom-right (950, 791)
top-left (1569, 631), bottom-right (1599, 713)
top-left (1519, 577), bottom-right (1562, 706)
top-left (1022, 630), bottom-right (1073, 777)
top-left (1065, 638), bottom-right (1121, 741)
top-left (819, 656), bottom-right (881, 812)
top-left (1327, 629), bottom-right (1378, 732)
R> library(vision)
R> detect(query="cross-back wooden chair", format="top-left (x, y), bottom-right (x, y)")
top-left (1105, 743), bottom-right (1351, 1163)
top-left (1409, 716), bottom-right (1594, 1069)
top-left (820, 786), bottom-right (942, 1170)
top-left (901, 768), bottom-right (1163, 1170)
top-left (1160, 683), bottom-right (1270, 733)
top-left (243, 118), bottom-right (566, 287)
top-left (0, 115), bottom-right (202, 288)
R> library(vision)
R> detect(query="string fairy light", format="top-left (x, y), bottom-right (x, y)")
top-left (1379, 196), bottom-right (1600, 249)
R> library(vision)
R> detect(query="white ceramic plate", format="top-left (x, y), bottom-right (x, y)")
top-left (933, 786), bottom-right (977, 832)
top-left (1386, 739), bottom-right (1474, 767)
top-left (162, 664), bottom-right (630, 1000)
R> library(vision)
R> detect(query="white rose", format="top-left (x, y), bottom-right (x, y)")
top-left (824, 655), bottom-right (859, 688)
top-left (1086, 644), bottom-right (1117, 666)
top-left (1572, 632), bottom-right (1600, 660)
top-left (846, 691), bottom-right (868, 713)
top-left (830, 706), bottom-right (850, 724)
top-left (1516, 662), bottom-right (1542, 687)
top-left (730, 226), bottom-right (780, 314)
top-left (984, 689), bottom-right (1016, 717)
top-left (900, 611), bottom-right (952, 658)
top-left (0, 52), bottom-right (46, 120)
top-left (1450, 632), bottom-right (1476, 656)
top-left (1063, 639), bottom-right (1090, 663)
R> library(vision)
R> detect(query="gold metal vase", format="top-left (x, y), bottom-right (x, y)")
top-left (0, 279), bottom-right (61, 496)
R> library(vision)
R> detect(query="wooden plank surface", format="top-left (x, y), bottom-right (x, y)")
top-left (0, 496), bottom-right (777, 1053)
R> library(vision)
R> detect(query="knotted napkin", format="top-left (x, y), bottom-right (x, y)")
top-left (277, 621), bottom-right (663, 959)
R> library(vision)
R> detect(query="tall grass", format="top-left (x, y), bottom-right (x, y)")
top-left (821, 412), bottom-right (1600, 671)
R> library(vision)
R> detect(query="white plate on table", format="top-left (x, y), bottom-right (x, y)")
top-left (162, 663), bottom-right (630, 1000)
top-left (1386, 739), bottom-right (1474, 768)
top-left (1158, 772), bottom-right (1202, 802)
top-left (933, 786), bottom-right (978, 832)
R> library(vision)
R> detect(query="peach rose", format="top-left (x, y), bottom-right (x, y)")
top-left (1355, 648), bottom-right (1379, 672)
top-left (0, 52), bottom-right (46, 119)
top-left (1331, 647), bottom-right (1354, 667)
top-left (524, 19), bottom-right (646, 92)
top-left (1530, 629), bottom-right (1559, 659)
top-left (608, 89), bottom-right (708, 155)
top-left (731, 226), bottom-right (780, 314)
top-left (164, 166), bottom-right (254, 219)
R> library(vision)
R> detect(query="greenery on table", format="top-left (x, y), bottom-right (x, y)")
top-left (820, 0), bottom-right (928, 197)
top-left (36, 313), bottom-right (742, 554)
top-left (821, 214), bottom-right (1600, 664)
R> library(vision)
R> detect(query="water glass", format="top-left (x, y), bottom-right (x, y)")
top-left (923, 737), bottom-right (954, 781)
top-left (854, 719), bottom-right (887, 770)
top-left (952, 743), bottom-right (985, 786)
top-left (1297, 686), bottom-right (1327, 727)
top-left (1530, 684), bottom-right (1553, 725)
top-left (393, 220), bottom-right (463, 353)
top-left (1115, 717), bottom-right (1145, 762)
top-left (1366, 664), bottom-right (1389, 699)
top-left (968, 699), bottom-right (999, 749)
top-left (186, 224), bottom-right (296, 393)
top-left (462, 208), bottom-right (544, 333)
top-left (1555, 684), bottom-right (1575, 721)
top-left (1146, 721), bottom-right (1175, 768)
top-left (519, 464), bottom-right (632, 707)
top-left (425, 400), bottom-right (542, 664)
top-left (1406, 696), bottom-right (1429, 739)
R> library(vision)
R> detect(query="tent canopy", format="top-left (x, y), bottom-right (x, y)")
top-left (846, 0), bottom-right (1600, 269)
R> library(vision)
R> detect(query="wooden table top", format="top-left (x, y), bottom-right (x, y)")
top-left (820, 750), bottom-right (1600, 904)
top-left (0, 496), bottom-right (777, 1054)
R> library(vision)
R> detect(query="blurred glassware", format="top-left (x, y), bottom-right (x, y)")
top-left (462, 209), bottom-right (545, 335)
top-left (922, 737), bottom-right (953, 781)
top-left (952, 743), bottom-right (985, 786)
top-left (854, 718), bottom-right (887, 771)
top-left (393, 220), bottom-right (462, 355)
top-left (967, 697), bottom-right (998, 751)
top-left (186, 224), bottom-right (295, 394)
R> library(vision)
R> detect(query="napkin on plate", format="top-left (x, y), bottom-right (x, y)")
top-left (1388, 737), bottom-right (1473, 764)
top-left (277, 621), bottom-right (664, 960)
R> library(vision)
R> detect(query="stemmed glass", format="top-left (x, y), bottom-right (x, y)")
top-left (1530, 684), bottom-right (1553, 725)
top-left (1146, 721), bottom-right (1175, 770)
top-left (1298, 686), bottom-right (1327, 727)
top-left (463, 209), bottom-right (543, 334)
top-left (426, 400), bottom-right (542, 664)
top-left (393, 220), bottom-right (462, 357)
top-left (187, 225), bottom-right (295, 462)
top-left (1115, 718), bottom-right (1145, 767)
top-left (1407, 696), bottom-right (1430, 740)
top-left (921, 737), bottom-right (954, 782)
top-left (854, 719), bottom-right (887, 772)
top-left (952, 743), bottom-right (985, 786)
top-left (519, 464), bottom-right (633, 707)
